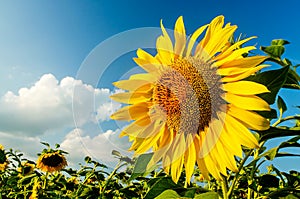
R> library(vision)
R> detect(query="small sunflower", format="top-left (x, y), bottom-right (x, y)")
top-left (18, 161), bottom-right (35, 176)
top-left (0, 144), bottom-right (8, 172)
top-left (111, 16), bottom-right (270, 183)
top-left (36, 151), bottom-right (67, 173)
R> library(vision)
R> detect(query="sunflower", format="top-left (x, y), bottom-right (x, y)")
top-left (0, 144), bottom-right (8, 172)
top-left (110, 16), bottom-right (270, 183)
top-left (36, 151), bottom-right (67, 173)
top-left (18, 161), bottom-right (35, 176)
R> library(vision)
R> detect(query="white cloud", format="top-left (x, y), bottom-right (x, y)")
top-left (60, 128), bottom-right (132, 168)
top-left (0, 73), bottom-right (127, 168)
top-left (0, 131), bottom-right (42, 161)
top-left (0, 73), bottom-right (121, 136)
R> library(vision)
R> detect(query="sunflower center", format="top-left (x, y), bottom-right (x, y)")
top-left (153, 57), bottom-right (223, 134)
top-left (41, 154), bottom-right (64, 167)
top-left (23, 165), bottom-right (32, 175)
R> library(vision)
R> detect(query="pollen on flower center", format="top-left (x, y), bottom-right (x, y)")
top-left (153, 57), bottom-right (224, 134)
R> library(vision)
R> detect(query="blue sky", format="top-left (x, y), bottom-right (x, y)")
top-left (0, 1), bottom-right (299, 171)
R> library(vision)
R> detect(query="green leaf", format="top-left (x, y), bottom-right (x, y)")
top-left (129, 153), bottom-right (153, 181)
top-left (183, 188), bottom-right (196, 197)
top-left (111, 150), bottom-right (122, 157)
top-left (283, 84), bottom-right (300, 89)
top-left (279, 194), bottom-right (300, 199)
top-left (281, 172), bottom-right (300, 187)
top-left (261, 45), bottom-right (285, 58)
top-left (283, 58), bottom-right (292, 66)
top-left (194, 192), bottom-right (219, 199)
top-left (261, 39), bottom-right (290, 59)
top-left (283, 69), bottom-right (300, 89)
top-left (258, 127), bottom-right (300, 142)
top-left (271, 39), bottom-right (290, 46)
top-left (256, 147), bottom-right (278, 160)
top-left (40, 142), bottom-right (50, 148)
top-left (257, 109), bottom-right (277, 119)
top-left (246, 66), bottom-right (289, 104)
top-left (154, 190), bottom-right (180, 199)
top-left (277, 96), bottom-right (287, 115)
top-left (145, 177), bottom-right (182, 199)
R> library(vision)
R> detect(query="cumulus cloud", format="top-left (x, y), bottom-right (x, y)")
top-left (60, 128), bottom-right (132, 168)
top-left (0, 131), bottom-right (42, 161)
top-left (0, 73), bottom-right (121, 136)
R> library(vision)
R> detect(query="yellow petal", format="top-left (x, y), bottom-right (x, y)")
top-left (214, 46), bottom-right (256, 66)
top-left (221, 64), bottom-right (269, 82)
top-left (120, 115), bottom-right (151, 137)
top-left (214, 139), bottom-right (238, 172)
top-left (133, 57), bottom-right (160, 72)
top-left (220, 55), bottom-right (267, 69)
top-left (147, 126), bottom-right (172, 169)
top-left (160, 19), bottom-right (174, 54)
top-left (203, 153), bottom-right (222, 180)
top-left (225, 114), bottom-right (259, 148)
top-left (196, 16), bottom-right (224, 55)
top-left (110, 91), bottom-right (151, 104)
top-left (214, 36), bottom-right (256, 61)
top-left (204, 25), bottom-right (237, 58)
top-left (223, 81), bottom-right (270, 95)
top-left (217, 56), bottom-right (267, 76)
top-left (194, 134), bottom-right (210, 180)
top-left (227, 105), bottom-right (270, 130)
top-left (135, 123), bottom-right (163, 154)
top-left (184, 134), bottom-right (196, 183)
top-left (224, 93), bottom-right (270, 111)
top-left (171, 133), bottom-right (185, 183)
top-left (129, 73), bottom-right (156, 82)
top-left (137, 114), bottom-right (165, 138)
top-left (217, 112), bottom-right (243, 158)
top-left (113, 79), bottom-right (152, 91)
top-left (156, 35), bottom-right (174, 65)
top-left (174, 16), bottom-right (186, 57)
top-left (136, 48), bottom-right (160, 65)
top-left (110, 102), bottom-right (149, 121)
top-left (186, 24), bottom-right (208, 57)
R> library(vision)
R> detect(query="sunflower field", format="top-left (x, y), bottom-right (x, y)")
top-left (1, 16), bottom-right (300, 199)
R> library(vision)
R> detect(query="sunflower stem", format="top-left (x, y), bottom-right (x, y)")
top-left (221, 176), bottom-right (229, 199)
top-left (100, 160), bottom-right (125, 197)
top-left (227, 150), bottom-right (252, 198)
top-left (43, 172), bottom-right (48, 190)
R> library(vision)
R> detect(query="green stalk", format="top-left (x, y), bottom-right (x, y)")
top-left (227, 151), bottom-right (252, 198)
top-left (221, 176), bottom-right (229, 199)
top-left (100, 161), bottom-right (126, 197)
top-left (43, 172), bottom-right (48, 190)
